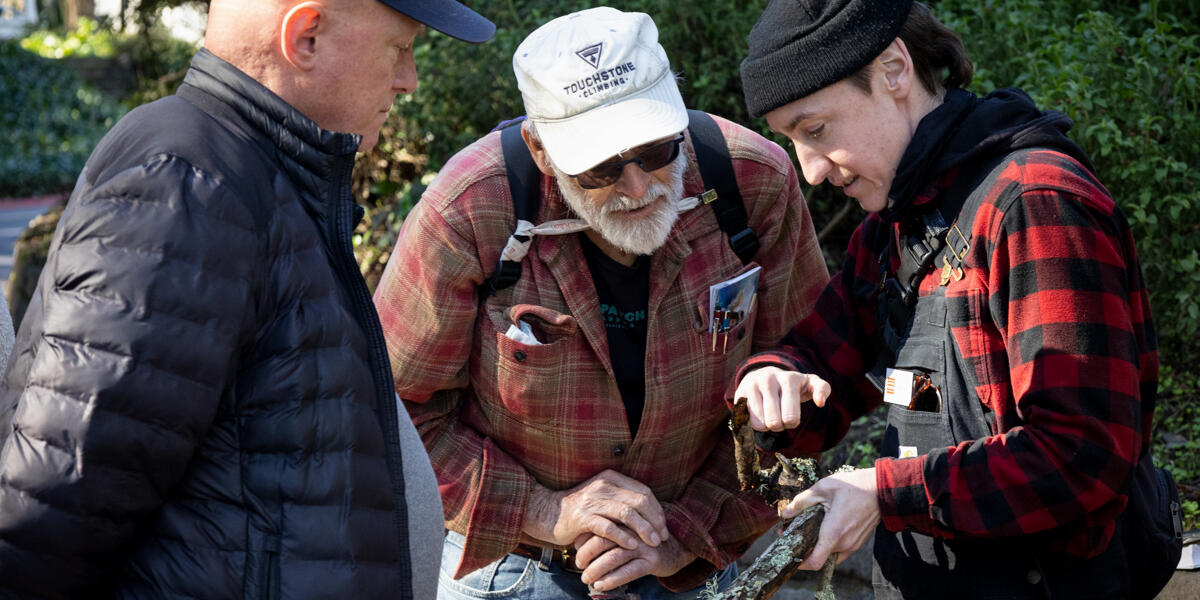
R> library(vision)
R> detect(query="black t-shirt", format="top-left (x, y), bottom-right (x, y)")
top-left (580, 235), bottom-right (650, 438)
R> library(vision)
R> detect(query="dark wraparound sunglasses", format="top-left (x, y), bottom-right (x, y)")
top-left (571, 134), bottom-right (686, 189)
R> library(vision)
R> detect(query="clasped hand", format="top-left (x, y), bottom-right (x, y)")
top-left (524, 469), bottom-right (692, 591)
top-left (525, 469), bottom-right (669, 550)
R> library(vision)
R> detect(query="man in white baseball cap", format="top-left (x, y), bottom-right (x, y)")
top-left (376, 6), bottom-right (829, 599)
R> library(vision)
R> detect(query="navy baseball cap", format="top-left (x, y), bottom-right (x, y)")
top-left (379, 0), bottom-right (495, 43)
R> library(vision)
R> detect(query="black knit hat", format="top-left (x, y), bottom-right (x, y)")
top-left (741, 0), bottom-right (914, 118)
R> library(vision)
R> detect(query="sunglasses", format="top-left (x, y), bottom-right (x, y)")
top-left (571, 134), bottom-right (686, 189)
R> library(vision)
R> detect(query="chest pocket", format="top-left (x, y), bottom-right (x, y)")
top-left (878, 283), bottom-right (995, 459)
top-left (695, 288), bottom-right (760, 383)
top-left (682, 259), bottom-right (764, 396)
top-left (471, 303), bottom-right (587, 425)
top-left (881, 335), bottom-right (954, 459)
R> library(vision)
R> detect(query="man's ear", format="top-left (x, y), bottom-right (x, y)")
top-left (521, 123), bottom-right (557, 176)
top-left (877, 38), bottom-right (914, 99)
top-left (280, 2), bottom-right (325, 70)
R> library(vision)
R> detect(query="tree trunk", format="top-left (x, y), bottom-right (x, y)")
top-left (61, 0), bottom-right (91, 29)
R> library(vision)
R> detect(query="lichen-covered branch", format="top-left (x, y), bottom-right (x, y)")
top-left (814, 554), bottom-right (838, 600)
top-left (754, 452), bottom-right (819, 513)
top-left (704, 505), bottom-right (825, 600)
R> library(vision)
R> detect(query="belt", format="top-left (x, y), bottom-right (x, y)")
top-left (511, 543), bottom-right (584, 573)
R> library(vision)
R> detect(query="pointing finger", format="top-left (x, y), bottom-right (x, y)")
top-left (808, 376), bottom-right (832, 408)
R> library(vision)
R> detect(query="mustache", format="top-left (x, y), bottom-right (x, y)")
top-left (600, 178), bottom-right (679, 215)
top-left (602, 193), bottom-right (656, 214)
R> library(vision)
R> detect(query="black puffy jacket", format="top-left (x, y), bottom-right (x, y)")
top-left (0, 49), bottom-right (416, 599)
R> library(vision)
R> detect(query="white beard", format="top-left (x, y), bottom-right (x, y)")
top-left (551, 154), bottom-right (687, 256)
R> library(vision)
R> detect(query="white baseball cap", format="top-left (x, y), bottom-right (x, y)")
top-left (513, 7), bottom-right (688, 176)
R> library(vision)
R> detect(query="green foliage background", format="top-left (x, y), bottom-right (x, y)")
top-left (2, 9), bottom-right (201, 197)
top-left (935, 0), bottom-right (1200, 372)
top-left (0, 38), bottom-right (125, 197)
top-left (2, 0), bottom-right (1197, 525)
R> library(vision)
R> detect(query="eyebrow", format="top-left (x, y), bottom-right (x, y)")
top-left (773, 110), bottom-right (817, 136)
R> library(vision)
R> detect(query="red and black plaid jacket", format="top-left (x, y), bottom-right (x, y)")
top-left (735, 149), bottom-right (1158, 559)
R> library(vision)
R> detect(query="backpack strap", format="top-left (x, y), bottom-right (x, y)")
top-left (878, 148), bottom-right (1038, 321)
top-left (686, 109), bottom-right (760, 265)
top-left (480, 119), bottom-right (541, 300)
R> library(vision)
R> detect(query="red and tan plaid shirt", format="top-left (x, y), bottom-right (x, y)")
top-left (736, 150), bottom-right (1158, 559)
top-left (374, 114), bottom-right (829, 589)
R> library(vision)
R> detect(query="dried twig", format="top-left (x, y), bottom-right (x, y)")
top-left (731, 398), bottom-right (759, 491)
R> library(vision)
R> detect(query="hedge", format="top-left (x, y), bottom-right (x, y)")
top-left (0, 40), bottom-right (127, 198)
top-left (356, 1), bottom-right (1200, 371)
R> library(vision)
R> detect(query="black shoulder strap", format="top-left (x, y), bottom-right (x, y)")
top-left (875, 148), bottom-right (1041, 384)
top-left (883, 148), bottom-right (1039, 311)
top-left (871, 149), bottom-right (1038, 418)
top-left (480, 120), bottom-right (541, 300)
top-left (502, 119), bottom-right (542, 229)
top-left (686, 109), bottom-right (760, 265)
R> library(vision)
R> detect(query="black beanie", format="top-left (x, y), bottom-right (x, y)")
top-left (741, 0), bottom-right (914, 118)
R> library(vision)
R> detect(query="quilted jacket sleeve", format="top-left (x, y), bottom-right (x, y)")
top-left (0, 154), bottom-right (255, 598)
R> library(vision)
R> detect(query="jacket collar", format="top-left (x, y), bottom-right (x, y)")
top-left (178, 48), bottom-right (361, 198)
top-left (884, 87), bottom-right (1094, 223)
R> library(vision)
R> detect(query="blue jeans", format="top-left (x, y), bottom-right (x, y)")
top-left (437, 531), bottom-right (738, 599)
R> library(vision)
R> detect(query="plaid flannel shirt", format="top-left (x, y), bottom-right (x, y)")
top-left (375, 114), bottom-right (829, 590)
top-left (735, 150), bottom-right (1157, 559)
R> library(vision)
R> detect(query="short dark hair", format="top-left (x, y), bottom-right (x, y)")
top-left (846, 2), bottom-right (973, 95)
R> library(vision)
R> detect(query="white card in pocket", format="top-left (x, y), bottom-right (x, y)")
top-left (883, 368), bottom-right (914, 407)
top-left (504, 320), bottom-right (543, 346)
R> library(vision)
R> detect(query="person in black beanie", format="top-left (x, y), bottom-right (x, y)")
top-left (730, 2), bottom-right (1179, 599)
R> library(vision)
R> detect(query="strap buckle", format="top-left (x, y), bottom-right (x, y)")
top-left (947, 224), bottom-right (969, 261)
top-left (728, 228), bottom-right (760, 262)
